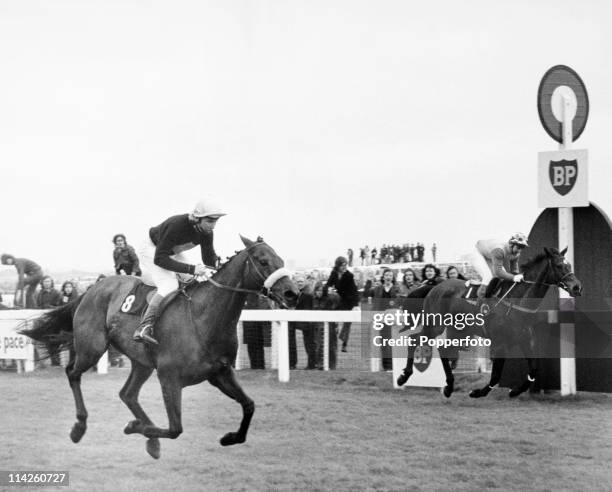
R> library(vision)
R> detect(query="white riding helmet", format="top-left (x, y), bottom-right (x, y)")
top-left (509, 232), bottom-right (529, 247)
top-left (192, 197), bottom-right (227, 219)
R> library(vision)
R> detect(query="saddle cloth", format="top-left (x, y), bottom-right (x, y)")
top-left (120, 283), bottom-right (157, 316)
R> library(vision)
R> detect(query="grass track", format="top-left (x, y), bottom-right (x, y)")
top-left (1, 368), bottom-right (610, 491)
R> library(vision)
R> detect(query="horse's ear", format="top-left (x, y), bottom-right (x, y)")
top-left (240, 235), bottom-right (255, 248)
top-left (543, 247), bottom-right (552, 257)
top-left (560, 246), bottom-right (568, 256)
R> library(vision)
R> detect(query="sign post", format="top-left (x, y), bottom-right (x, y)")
top-left (537, 65), bottom-right (590, 396)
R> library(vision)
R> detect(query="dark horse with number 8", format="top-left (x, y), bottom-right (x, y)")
top-left (21, 236), bottom-right (299, 459)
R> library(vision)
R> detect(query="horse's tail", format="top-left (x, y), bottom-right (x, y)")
top-left (19, 294), bottom-right (85, 351)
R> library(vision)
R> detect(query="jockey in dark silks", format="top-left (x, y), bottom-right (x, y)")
top-left (0, 254), bottom-right (44, 308)
top-left (133, 198), bottom-right (225, 345)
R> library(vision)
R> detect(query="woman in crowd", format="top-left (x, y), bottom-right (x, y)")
top-left (372, 268), bottom-right (400, 371)
top-left (60, 281), bottom-right (79, 305)
top-left (36, 276), bottom-right (62, 309)
top-left (361, 270), bottom-right (375, 299)
top-left (399, 268), bottom-right (420, 297)
top-left (112, 234), bottom-right (141, 276)
top-left (421, 263), bottom-right (444, 286)
top-left (446, 265), bottom-right (467, 281)
top-left (324, 256), bottom-right (359, 352)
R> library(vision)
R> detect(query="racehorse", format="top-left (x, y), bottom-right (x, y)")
top-left (396, 247), bottom-right (582, 398)
top-left (20, 236), bottom-right (299, 459)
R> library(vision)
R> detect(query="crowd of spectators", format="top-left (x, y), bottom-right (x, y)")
top-left (348, 243), bottom-right (437, 266)
top-left (2, 235), bottom-right (467, 372)
top-left (246, 260), bottom-right (471, 371)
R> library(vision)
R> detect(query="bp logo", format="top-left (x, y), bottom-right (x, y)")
top-left (413, 346), bottom-right (432, 372)
top-left (549, 159), bottom-right (578, 196)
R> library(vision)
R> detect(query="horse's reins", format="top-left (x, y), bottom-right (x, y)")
top-left (492, 258), bottom-right (575, 314)
top-left (187, 242), bottom-right (292, 307)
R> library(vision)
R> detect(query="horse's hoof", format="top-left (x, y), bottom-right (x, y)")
top-left (469, 388), bottom-right (488, 399)
top-left (396, 371), bottom-right (411, 386)
top-left (70, 422), bottom-right (86, 443)
top-left (124, 419), bottom-right (142, 435)
top-left (509, 388), bottom-right (521, 398)
top-left (220, 432), bottom-right (245, 446)
top-left (443, 384), bottom-right (453, 398)
top-left (146, 438), bottom-right (161, 459)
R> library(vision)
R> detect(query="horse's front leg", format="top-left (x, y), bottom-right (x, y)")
top-left (396, 332), bottom-right (419, 386)
top-left (142, 371), bottom-right (183, 440)
top-left (470, 358), bottom-right (506, 398)
top-left (209, 362), bottom-right (254, 446)
top-left (439, 352), bottom-right (455, 398)
top-left (509, 335), bottom-right (537, 398)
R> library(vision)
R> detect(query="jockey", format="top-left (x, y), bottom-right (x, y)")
top-left (133, 198), bottom-right (225, 345)
top-left (470, 233), bottom-right (529, 297)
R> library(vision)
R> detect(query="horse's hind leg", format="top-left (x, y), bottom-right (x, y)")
top-left (65, 346), bottom-right (106, 443)
top-left (209, 363), bottom-right (254, 446)
top-left (119, 362), bottom-right (160, 459)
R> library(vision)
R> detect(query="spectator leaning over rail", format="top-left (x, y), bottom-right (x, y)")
top-left (445, 266), bottom-right (466, 281)
top-left (112, 234), bottom-right (142, 276)
top-left (1, 254), bottom-right (44, 308)
top-left (373, 268), bottom-right (400, 370)
top-left (312, 281), bottom-right (341, 370)
top-left (60, 280), bottom-right (79, 305)
top-left (242, 293), bottom-right (272, 369)
top-left (399, 268), bottom-right (420, 297)
top-left (36, 276), bottom-right (63, 365)
top-left (324, 256), bottom-right (358, 353)
top-left (289, 275), bottom-right (317, 370)
top-left (421, 263), bottom-right (444, 286)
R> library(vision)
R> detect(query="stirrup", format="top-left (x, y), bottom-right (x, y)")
top-left (133, 325), bottom-right (159, 346)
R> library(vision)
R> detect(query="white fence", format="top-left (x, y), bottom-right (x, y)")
top-left (0, 309), bottom-right (491, 385)
top-left (0, 309), bottom-right (362, 380)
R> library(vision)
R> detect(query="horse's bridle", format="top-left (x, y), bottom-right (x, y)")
top-left (202, 242), bottom-right (292, 308)
top-left (521, 258), bottom-right (576, 293)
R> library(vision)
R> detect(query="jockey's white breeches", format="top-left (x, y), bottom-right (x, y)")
top-left (139, 238), bottom-right (193, 296)
top-left (468, 248), bottom-right (493, 285)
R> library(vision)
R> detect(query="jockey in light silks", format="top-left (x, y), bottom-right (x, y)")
top-left (133, 198), bottom-right (225, 345)
top-left (470, 233), bottom-right (529, 298)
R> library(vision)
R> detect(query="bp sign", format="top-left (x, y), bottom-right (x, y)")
top-left (538, 149), bottom-right (588, 207)
top-left (537, 65), bottom-right (589, 144)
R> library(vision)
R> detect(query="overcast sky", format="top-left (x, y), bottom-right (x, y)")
top-left (1, 0), bottom-right (611, 273)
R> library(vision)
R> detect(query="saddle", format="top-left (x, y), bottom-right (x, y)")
top-left (462, 278), bottom-right (514, 315)
top-left (119, 279), bottom-right (200, 317)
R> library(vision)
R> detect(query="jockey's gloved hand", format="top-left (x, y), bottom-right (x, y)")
top-left (194, 264), bottom-right (209, 277)
top-left (194, 264), bottom-right (216, 280)
top-left (513, 274), bottom-right (524, 283)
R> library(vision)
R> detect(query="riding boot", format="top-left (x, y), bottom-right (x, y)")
top-left (476, 284), bottom-right (488, 299)
top-left (133, 293), bottom-right (164, 345)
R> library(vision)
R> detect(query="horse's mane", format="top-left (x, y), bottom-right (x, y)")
top-left (214, 250), bottom-right (243, 277)
top-left (210, 239), bottom-right (268, 279)
top-left (520, 249), bottom-right (556, 273)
